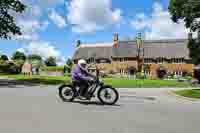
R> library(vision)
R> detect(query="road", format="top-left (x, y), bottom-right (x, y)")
top-left (0, 83), bottom-right (200, 133)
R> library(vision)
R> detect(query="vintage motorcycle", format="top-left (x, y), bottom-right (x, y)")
top-left (58, 69), bottom-right (119, 105)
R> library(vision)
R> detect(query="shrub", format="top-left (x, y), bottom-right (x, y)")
top-left (108, 70), bottom-right (115, 75)
top-left (0, 61), bottom-right (22, 74)
top-left (136, 72), bottom-right (146, 79)
top-left (156, 66), bottom-right (167, 79)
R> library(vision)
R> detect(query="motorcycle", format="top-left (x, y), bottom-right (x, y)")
top-left (58, 68), bottom-right (119, 105)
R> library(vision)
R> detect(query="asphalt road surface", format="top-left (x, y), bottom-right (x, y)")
top-left (0, 83), bottom-right (200, 133)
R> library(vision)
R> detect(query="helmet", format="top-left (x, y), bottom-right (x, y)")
top-left (78, 59), bottom-right (87, 70)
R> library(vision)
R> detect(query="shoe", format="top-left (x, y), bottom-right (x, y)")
top-left (78, 96), bottom-right (87, 100)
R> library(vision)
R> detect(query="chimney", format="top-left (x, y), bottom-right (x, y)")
top-left (113, 33), bottom-right (119, 42)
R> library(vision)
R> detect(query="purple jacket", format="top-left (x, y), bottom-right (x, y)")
top-left (72, 65), bottom-right (93, 81)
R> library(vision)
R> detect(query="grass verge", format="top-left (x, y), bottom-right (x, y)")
top-left (0, 74), bottom-right (195, 88)
top-left (175, 89), bottom-right (200, 99)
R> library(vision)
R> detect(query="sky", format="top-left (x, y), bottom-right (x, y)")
top-left (0, 0), bottom-right (189, 65)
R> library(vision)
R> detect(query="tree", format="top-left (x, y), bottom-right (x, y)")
top-left (12, 51), bottom-right (26, 61)
top-left (65, 58), bottom-right (73, 73)
top-left (0, 55), bottom-right (9, 61)
top-left (45, 56), bottom-right (57, 66)
top-left (28, 54), bottom-right (42, 68)
top-left (169, 0), bottom-right (200, 32)
top-left (169, 0), bottom-right (200, 65)
top-left (76, 40), bottom-right (81, 47)
top-left (28, 54), bottom-right (42, 61)
top-left (0, 0), bottom-right (26, 39)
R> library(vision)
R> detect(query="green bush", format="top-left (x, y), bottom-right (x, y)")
top-left (156, 67), bottom-right (167, 79)
top-left (0, 61), bottom-right (22, 74)
top-left (101, 74), bottom-right (114, 78)
top-left (136, 72), bottom-right (146, 79)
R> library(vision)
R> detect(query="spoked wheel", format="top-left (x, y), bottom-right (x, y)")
top-left (97, 86), bottom-right (119, 105)
top-left (58, 84), bottom-right (75, 102)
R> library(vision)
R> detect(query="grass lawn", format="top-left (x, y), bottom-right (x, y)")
top-left (103, 78), bottom-right (193, 88)
top-left (175, 89), bottom-right (200, 99)
top-left (0, 74), bottom-right (195, 88)
top-left (2, 74), bottom-right (70, 85)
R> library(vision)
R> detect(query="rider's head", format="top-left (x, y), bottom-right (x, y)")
top-left (78, 59), bottom-right (87, 70)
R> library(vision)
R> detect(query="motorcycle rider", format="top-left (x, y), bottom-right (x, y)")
top-left (72, 59), bottom-right (96, 99)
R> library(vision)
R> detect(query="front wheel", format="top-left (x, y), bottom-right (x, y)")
top-left (97, 85), bottom-right (119, 105)
top-left (58, 84), bottom-right (75, 102)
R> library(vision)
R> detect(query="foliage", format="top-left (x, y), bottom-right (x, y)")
top-left (28, 54), bottom-right (43, 68)
top-left (65, 58), bottom-right (73, 73)
top-left (28, 54), bottom-right (42, 61)
top-left (0, 55), bottom-right (9, 61)
top-left (76, 40), bottom-right (81, 47)
top-left (187, 39), bottom-right (200, 65)
top-left (156, 66), bottom-right (167, 79)
top-left (12, 51), bottom-right (26, 61)
top-left (0, 0), bottom-right (26, 39)
top-left (136, 72), bottom-right (146, 79)
top-left (182, 70), bottom-right (193, 77)
top-left (169, 0), bottom-right (200, 65)
top-left (0, 61), bottom-right (23, 74)
top-left (45, 56), bottom-right (57, 66)
top-left (169, 0), bottom-right (200, 32)
top-left (108, 70), bottom-right (115, 75)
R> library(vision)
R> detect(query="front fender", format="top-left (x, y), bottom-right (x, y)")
top-left (58, 84), bottom-right (73, 92)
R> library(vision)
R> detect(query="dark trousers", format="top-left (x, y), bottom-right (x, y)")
top-left (73, 80), bottom-right (89, 96)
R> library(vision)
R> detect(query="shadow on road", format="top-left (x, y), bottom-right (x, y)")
top-left (0, 79), bottom-right (38, 87)
top-left (71, 100), bottom-right (121, 107)
top-left (120, 95), bottom-right (156, 101)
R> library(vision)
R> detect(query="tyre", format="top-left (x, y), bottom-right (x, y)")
top-left (97, 85), bottom-right (119, 105)
top-left (58, 84), bottom-right (75, 102)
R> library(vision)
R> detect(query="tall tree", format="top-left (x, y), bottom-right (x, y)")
top-left (45, 56), bottom-right (57, 66)
top-left (169, 0), bottom-right (200, 65)
top-left (12, 51), bottom-right (26, 61)
top-left (169, 0), bottom-right (200, 32)
top-left (0, 0), bottom-right (26, 39)
top-left (0, 54), bottom-right (9, 61)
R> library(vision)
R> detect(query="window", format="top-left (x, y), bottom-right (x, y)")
top-left (144, 58), bottom-right (154, 64)
top-left (157, 58), bottom-right (164, 64)
top-left (171, 58), bottom-right (184, 64)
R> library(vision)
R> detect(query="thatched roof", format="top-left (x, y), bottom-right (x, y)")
top-left (72, 39), bottom-right (190, 60)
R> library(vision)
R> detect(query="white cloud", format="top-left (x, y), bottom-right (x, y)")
top-left (20, 0), bottom-right (64, 9)
top-left (131, 2), bottom-right (189, 40)
top-left (48, 9), bottom-right (67, 28)
top-left (17, 41), bottom-right (66, 65)
top-left (15, 20), bottom-right (49, 41)
top-left (14, 0), bottom-right (64, 41)
top-left (67, 0), bottom-right (122, 33)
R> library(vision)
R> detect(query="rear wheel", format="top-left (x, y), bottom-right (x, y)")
top-left (58, 84), bottom-right (75, 102)
top-left (97, 86), bottom-right (119, 105)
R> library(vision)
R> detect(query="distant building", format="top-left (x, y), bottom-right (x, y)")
top-left (72, 34), bottom-right (194, 79)
top-left (22, 61), bottom-right (32, 75)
